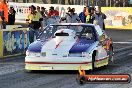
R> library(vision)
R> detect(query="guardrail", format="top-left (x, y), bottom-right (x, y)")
top-left (0, 25), bottom-right (30, 58)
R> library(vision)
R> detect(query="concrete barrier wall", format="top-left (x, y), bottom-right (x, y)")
top-left (0, 25), bottom-right (29, 58)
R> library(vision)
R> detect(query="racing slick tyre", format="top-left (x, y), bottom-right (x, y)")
top-left (108, 45), bottom-right (114, 65)
top-left (92, 51), bottom-right (96, 71)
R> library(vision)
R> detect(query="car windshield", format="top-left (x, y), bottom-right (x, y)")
top-left (39, 25), bottom-right (97, 42)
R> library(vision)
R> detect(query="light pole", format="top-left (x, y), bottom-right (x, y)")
top-left (87, 0), bottom-right (90, 6)
top-left (109, 0), bottom-right (111, 6)
top-left (106, 0), bottom-right (109, 6)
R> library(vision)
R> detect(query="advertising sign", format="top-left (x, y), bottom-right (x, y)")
top-left (102, 7), bottom-right (132, 29)
top-left (3, 29), bottom-right (29, 56)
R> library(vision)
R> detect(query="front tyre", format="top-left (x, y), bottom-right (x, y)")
top-left (92, 51), bottom-right (96, 70)
top-left (108, 46), bottom-right (114, 64)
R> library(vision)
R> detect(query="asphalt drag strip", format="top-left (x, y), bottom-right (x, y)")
top-left (0, 45), bottom-right (132, 88)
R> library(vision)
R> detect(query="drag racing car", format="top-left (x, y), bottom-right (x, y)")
top-left (25, 23), bottom-right (113, 71)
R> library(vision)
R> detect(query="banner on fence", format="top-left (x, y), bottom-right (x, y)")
top-left (3, 29), bottom-right (29, 56)
top-left (0, 27), bottom-right (29, 58)
top-left (102, 7), bottom-right (132, 29)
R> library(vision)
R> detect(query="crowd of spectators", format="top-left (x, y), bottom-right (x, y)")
top-left (25, 5), bottom-right (107, 43)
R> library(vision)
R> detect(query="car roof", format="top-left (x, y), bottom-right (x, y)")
top-left (49, 23), bottom-right (104, 37)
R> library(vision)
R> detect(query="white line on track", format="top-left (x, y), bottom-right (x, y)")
top-left (113, 42), bottom-right (132, 44)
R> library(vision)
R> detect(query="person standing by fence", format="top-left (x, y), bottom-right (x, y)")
top-left (8, 7), bottom-right (16, 25)
top-left (79, 7), bottom-right (86, 23)
top-left (47, 6), bottom-right (59, 25)
top-left (60, 8), bottom-right (81, 23)
top-left (86, 7), bottom-right (95, 24)
top-left (37, 6), bottom-right (41, 13)
top-left (26, 5), bottom-right (43, 43)
top-left (48, 6), bottom-right (59, 18)
top-left (40, 7), bottom-right (48, 28)
top-left (93, 6), bottom-right (106, 30)
top-left (0, 0), bottom-right (8, 29)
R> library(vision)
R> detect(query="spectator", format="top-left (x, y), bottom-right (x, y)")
top-left (26, 5), bottom-right (43, 43)
top-left (67, 7), bottom-right (71, 12)
top-left (79, 7), bottom-right (86, 23)
top-left (93, 6), bottom-right (106, 30)
top-left (41, 7), bottom-right (48, 28)
top-left (0, 0), bottom-right (8, 29)
top-left (60, 8), bottom-right (81, 23)
top-left (37, 6), bottom-right (41, 13)
top-left (85, 6), bottom-right (89, 17)
top-left (41, 7), bottom-right (47, 18)
top-left (8, 7), bottom-right (16, 25)
top-left (86, 7), bottom-right (95, 23)
top-left (72, 8), bottom-right (75, 12)
top-left (48, 6), bottom-right (59, 17)
top-left (66, 7), bottom-right (71, 16)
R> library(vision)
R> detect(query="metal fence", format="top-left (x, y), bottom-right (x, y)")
top-left (10, 0), bottom-right (131, 7)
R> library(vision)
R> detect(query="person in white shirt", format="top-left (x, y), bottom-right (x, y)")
top-left (60, 8), bottom-right (81, 23)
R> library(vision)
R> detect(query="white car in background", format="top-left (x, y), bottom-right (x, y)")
top-left (25, 23), bottom-right (113, 71)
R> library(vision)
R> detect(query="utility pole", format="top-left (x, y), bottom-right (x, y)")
top-left (87, 0), bottom-right (90, 6)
